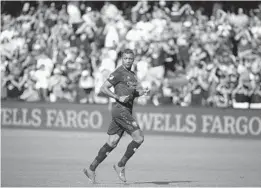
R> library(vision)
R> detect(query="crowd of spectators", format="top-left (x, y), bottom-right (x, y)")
top-left (1, 1), bottom-right (261, 109)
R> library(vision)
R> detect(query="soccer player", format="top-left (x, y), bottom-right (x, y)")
top-left (83, 49), bottom-right (149, 183)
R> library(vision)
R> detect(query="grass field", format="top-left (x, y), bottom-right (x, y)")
top-left (1, 128), bottom-right (261, 187)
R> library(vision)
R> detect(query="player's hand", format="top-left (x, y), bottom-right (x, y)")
top-left (144, 87), bottom-right (150, 95)
top-left (140, 87), bottom-right (150, 96)
top-left (118, 95), bottom-right (130, 103)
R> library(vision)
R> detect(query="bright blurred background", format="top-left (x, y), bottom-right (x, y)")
top-left (1, 0), bottom-right (261, 109)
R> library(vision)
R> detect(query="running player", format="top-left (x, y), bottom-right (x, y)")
top-left (83, 49), bottom-right (149, 183)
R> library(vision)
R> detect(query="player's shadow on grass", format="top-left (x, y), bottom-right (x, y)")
top-left (133, 180), bottom-right (193, 185)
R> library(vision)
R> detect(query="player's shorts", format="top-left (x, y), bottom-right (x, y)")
top-left (107, 103), bottom-right (140, 136)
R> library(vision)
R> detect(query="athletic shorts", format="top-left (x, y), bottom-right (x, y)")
top-left (107, 103), bottom-right (140, 136)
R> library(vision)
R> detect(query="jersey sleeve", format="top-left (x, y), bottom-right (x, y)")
top-left (107, 71), bottom-right (121, 86)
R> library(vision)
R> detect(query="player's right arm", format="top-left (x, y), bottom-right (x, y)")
top-left (100, 80), bottom-right (130, 103)
top-left (100, 80), bottom-right (120, 101)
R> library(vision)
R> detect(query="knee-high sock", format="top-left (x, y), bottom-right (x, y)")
top-left (118, 140), bottom-right (142, 167)
top-left (90, 143), bottom-right (114, 171)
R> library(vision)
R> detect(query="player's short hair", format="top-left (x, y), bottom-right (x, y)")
top-left (122, 49), bottom-right (135, 56)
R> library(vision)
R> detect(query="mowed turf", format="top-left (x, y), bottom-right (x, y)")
top-left (1, 128), bottom-right (261, 187)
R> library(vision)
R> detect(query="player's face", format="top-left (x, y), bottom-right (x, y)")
top-left (122, 53), bottom-right (134, 70)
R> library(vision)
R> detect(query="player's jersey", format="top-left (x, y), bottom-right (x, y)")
top-left (107, 65), bottom-right (138, 111)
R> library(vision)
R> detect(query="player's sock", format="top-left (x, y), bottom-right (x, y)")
top-left (90, 143), bottom-right (114, 171)
top-left (118, 140), bottom-right (142, 167)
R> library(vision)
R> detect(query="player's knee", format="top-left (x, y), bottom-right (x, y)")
top-left (112, 141), bottom-right (119, 148)
top-left (107, 140), bottom-right (117, 148)
top-left (133, 135), bottom-right (144, 144)
top-left (107, 134), bottom-right (121, 148)
top-left (132, 130), bottom-right (144, 144)
top-left (107, 138), bottom-right (120, 148)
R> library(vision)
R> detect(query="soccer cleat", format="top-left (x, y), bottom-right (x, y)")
top-left (113, 164), bottom-right (127, 183)
top-left (83, 168), bottom-right (96, 184)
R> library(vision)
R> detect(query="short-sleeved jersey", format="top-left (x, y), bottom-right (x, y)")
top-left (107, 65), bottom-right (139, 111)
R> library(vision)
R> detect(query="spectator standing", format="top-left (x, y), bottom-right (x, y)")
top-left (232, 74), bottom-right (252, 109)
top-left (78, 70), bottom-right (95, 104)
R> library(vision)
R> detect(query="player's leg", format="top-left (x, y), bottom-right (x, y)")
top-left (114, 129), bottom-right (144, 182)
top-left (89, 133), bottom-right (123, 171)
top-left (112, 112), bottom-right (144, 182)
top-left (117, 129), bottom-right (144, 167)
top-left (83, 120), bottom-right (124, 183)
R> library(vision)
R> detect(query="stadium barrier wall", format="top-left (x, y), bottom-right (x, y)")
top-left (1, 101), bottom-right (261, 139)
